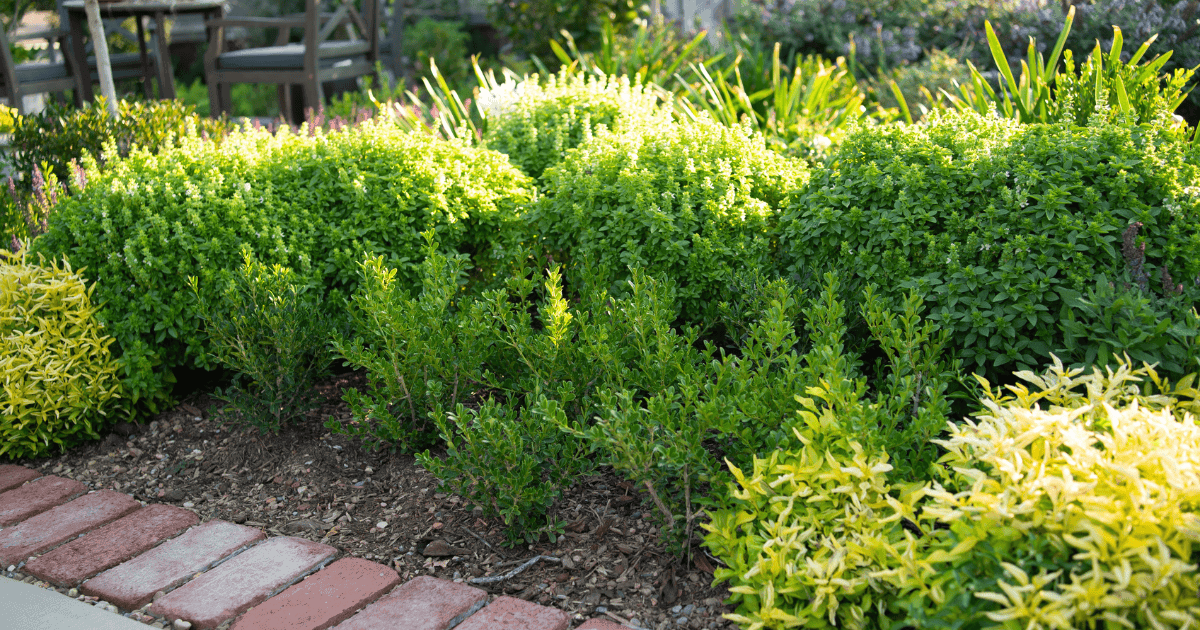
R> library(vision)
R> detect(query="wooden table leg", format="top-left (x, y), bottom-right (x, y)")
top-left (153, 12), bottom-right (176, 100)
top-left (135, 16), bottom-right (153, 99)
top-left (68, 10), bottom-right (94, 102)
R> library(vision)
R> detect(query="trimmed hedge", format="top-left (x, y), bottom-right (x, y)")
top-left (781, 112), bottom-right (1200, 380)
top-left (535, 116), bottom-right (808, 324)
top-left (31, 120), bottom-right (534, 408)
top-left (481, 69), bottom-right (670, 180)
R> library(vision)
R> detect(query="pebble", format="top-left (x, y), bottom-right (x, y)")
top-left (183, 502), bottom-right (194, 508)
top-left (375, 521), bottom-right (387, 529)
top-left (174, 619), bottom-right (193, 629)
top-left (671, 605), bottom-right (682, 614)
top-left (683, 604), bottom-right (695, 615)
top-left (596, 606), bottom-right (607, 614)
top-left (67, 588), bottom-right (78, 597)
top-left (676, 617), bottom-right (688, 625)
top-left (5, 565), bottom-right (13, 572)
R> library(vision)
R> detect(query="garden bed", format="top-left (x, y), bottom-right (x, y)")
top-left (28, 371), bottom-right (738, 630)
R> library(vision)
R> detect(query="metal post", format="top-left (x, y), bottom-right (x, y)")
top-left (83, 0), bottom-right (118, 118)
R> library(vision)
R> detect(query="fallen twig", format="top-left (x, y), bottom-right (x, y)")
top-left (468, 555), bottom-right (561, 585)
top-left (463, 527), bottom-right (494, 552)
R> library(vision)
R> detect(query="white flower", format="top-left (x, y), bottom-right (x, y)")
top-left (813, 135), bottom-right (832, 150)
top-left (243, 182), bottom-right (252, 192)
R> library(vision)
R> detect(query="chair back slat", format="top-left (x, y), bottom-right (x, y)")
top-left (316, 3), bottom-right (351, 43)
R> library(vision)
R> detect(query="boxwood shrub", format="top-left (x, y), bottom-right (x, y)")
top-left (31, 120), bottom-right (534, 409)
top-left (780, 111), bottom-right (1200, 381)
top-left (534, 116), bottom-right (808, 324)
top-left (480, 69), bottom-right (670, 180)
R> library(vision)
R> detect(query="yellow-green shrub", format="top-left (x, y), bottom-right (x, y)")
top-left (1, 253), bottom-right (124, 459)
top-left (882, 359), bottom-right (1200, 629)
top-left (702, 385), bottom-right (923, 630)
top-left (705, 357), bottom-right (1200, 629)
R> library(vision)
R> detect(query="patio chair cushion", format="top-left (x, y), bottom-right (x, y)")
top-left (216, 42), bottom-right (369, 70)
top-left (14, 62), bottom-right (71, 84)
top-left (88, 52), bottom-right (152, 70)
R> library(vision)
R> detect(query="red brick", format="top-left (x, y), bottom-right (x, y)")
top-left (0, 475), bottom-right (87, 526)
top-left (150, 536), bottom-right (336, 629)
top-left (230, 558), bottom-right (400, 630)
top-left (24, 504), bottom-right (198, 587)
top-left (83, 519), bottom-right (266, 611)
top-left (332, 576), bottom-right (487, 630)
top-left (577, 620), bottom-right (628, 630)
top-left (0, 465), bottom-right (40, 493)
top-left (455, 596), bottom-right (570, 630)
top-left (0, 490), bottom-right (139, 567)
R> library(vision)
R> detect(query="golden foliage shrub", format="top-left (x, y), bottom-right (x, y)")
top-left (706, 358), bottom-right (1200, 629)
top-left (1, 253), bottom-right (123, 459)
top-left (882, 359), bottom-right (1200, 629)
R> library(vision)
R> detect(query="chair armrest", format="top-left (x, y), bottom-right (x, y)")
top-left (9, 28), bottom-right (64, 42)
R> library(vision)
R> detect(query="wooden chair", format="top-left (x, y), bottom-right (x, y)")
top-left (55, 0), bottom-right (170, 100)
top-left (204, 0), bottom-right (380, 123)
top-left (0, 25), bottom-right (82, 114)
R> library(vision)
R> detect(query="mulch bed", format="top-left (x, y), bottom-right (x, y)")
top-left (26, 372), bottom-right (740, 630)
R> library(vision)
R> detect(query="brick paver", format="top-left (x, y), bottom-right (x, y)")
top-left (230, 557), bottom-right (401, 630)
top-left (0, 490), bottom-right (140, 567)
top-left (150, 536), bottom-right (336, 629)
top-left (0, 465), bottom-right (40, 493)
top-left (24, 504), bottom-right (198, 587)
top-left (83, 519), bottom-right (266, 611)
top-left (332, 576), bottom-right (487, 630)
top-left (0, 475), bottom-right (87, 526)
top-left (577, 620), bottom-right (628, 630)
top-left (455, 596), bottom-right (570, 630)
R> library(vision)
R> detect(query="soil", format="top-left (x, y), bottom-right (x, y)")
top-left (26, 372), bottom-right (740, 630)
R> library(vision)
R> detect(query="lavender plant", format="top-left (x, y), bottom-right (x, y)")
top-left (3, 163), bottom-right (65, 253)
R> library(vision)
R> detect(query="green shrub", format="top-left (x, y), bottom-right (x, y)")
top-left (330, 239), bottom-right (489, 453)
top-left (487, 0), bottom-right (639, 66)
top-left (402, 18), bottom-right (473, 91)
top-left (480, 68), bottom-right (670, 179)
top-left (881, 359), bottom-right (1200, 629)
top-left (781, 111), bottom-right (1200, 383)
top-left (335, 239), bottom-right (958, 551)
top-left (535, 116), bottom-right (808, 324)
top-left (2, 97), bottom-right (232, 190)
top-left (1, 252), bottom-right (125, 459)
top-left (189, 253), bottom-right (333, 433)
top-left (418, 396), bottom-right (593, 545)
top-left (331, 241), bottom-right (604, 543)
top-left (30, 120), bottom-right (534, 409)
